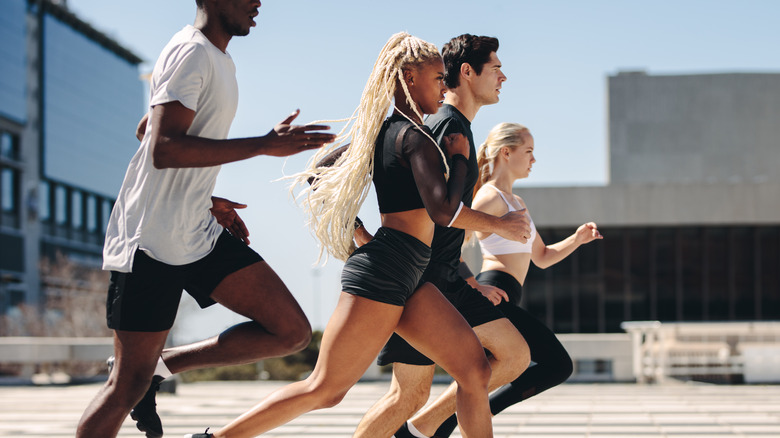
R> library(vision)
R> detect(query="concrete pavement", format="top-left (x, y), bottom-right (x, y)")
top-left (1, 380), bottom-right (779, 437)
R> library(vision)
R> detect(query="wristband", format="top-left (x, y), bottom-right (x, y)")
top-left (353, 216), bottom-right (364, 231)
top-left (446, 202), bottom-right (464, 228)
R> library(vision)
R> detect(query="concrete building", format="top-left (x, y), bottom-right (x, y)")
top-left (0, 0), bottom-right (143, 316)
top-left (502, 71), bottom-right (780, 334)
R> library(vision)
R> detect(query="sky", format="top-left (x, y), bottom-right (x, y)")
top-left (65, 0), bottom-right (780, 338)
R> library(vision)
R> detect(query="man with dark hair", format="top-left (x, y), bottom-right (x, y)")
top-left (353, 34), bottom-right (533, 438)
top-left (75, 1), bottom-right (335, 437)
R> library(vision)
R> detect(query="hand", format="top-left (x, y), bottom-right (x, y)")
top-left (496, 209), bottom-right (532, 243)
top-left (210, 196), bottom-right (250, 244)
top-left (475, 283), bottom-right (509, 306)
top-left (442, 133), bottom-right (469, 159)
top-left (262, 110), bottom-right (337, 157)
top-left (354, 224), bottom-right (374, 248)
top-left (575, 222), bottom-right (603, 244)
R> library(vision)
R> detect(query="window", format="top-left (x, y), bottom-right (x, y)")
top-left (0, 131), bottom-right (19, 161)
top-left (0, 167), bottom-right (19, 228)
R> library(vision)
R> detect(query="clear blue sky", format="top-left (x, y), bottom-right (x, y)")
top-left (67, 0), bottom-right (780, 336)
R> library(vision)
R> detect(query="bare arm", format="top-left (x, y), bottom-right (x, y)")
top-left (532, 221), bottom-right (603, 269)
top-left (407, 131), bottom-right (470, 226)
top-left (136, 112), bottom-right (149, 141)
top-left (450, 207), bottom-right (531, 243)
top-left (150, 102), bottom-right (335, 169)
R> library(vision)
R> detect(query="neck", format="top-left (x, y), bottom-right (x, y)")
top-left (393, 93), bottom-right (423, 124)
top-left (443, 89), bottom-right (480, 122)
top-left (489, 168), bottom-right (516, 193)
top-left (194, 9), bottom-right (231, 52)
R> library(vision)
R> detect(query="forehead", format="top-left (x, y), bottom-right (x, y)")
top-left (417, 57), bottom-right (444, 74)
top-left (484, 51), bottom-right (501, 68)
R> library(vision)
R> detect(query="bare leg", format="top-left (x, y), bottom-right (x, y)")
top-left (163, 261), bottom-right (312, 373)
top-left (354, 363), bottom-right (435, 438)
top-left (212, 292), bottom-right (404, 438)
top-left (394, 284), bottom-right (494, 438)
top-left (76, 330), bottom-right (168, 437)
top-left (409, 317), bottom-right (530, 436)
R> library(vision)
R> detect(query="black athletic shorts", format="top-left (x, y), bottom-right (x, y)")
top-left (376, 269), bottom-right (504, 366)
top-left (342, 227), bottom-right (431, 306)
top-left (106, 230), bottom-right (263, 332)
top-left (476, 269), bottom-right (523, 306)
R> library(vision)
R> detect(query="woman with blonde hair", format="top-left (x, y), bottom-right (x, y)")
top-left (185, 32), bottom-right (496, 438)
top-left (432, 122), bottom-right (603, 437)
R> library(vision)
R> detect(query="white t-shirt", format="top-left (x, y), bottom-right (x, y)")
top-left (103, 25), bottom-right (239, 272)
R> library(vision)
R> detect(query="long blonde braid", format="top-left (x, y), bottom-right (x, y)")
top-left (293, 32), bottom-right (446, 262)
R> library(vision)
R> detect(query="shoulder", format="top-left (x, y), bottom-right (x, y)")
top-left (473, 185), bottom-right (508, 216)
top-left (401, 123), bottom-right (436, 151)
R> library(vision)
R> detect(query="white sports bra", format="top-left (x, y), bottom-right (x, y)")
top-left (478, 184), bottom-right (536, 256)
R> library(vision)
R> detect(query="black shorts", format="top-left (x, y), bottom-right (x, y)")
top-left (376, 274), bottom-right (504, 366)
top-left (342, 227), bottom-right (431, 306)
top-left (476, 269), bottom-right (523, 306)
top-left (106, 230), bottom-right (263, 332)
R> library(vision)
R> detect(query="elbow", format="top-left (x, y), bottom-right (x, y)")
top-left (534, 255), bottom-right (552, 270)
top-left (429, 209), bottom-right (455, 227)
top-left (151, 144), bottom-right (173, 169)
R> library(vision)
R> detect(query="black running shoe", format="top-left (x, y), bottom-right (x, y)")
top-left (184, 428), bottom-right (213, 438)
top-left (395, 421), bottom-right (416, 438)
top-left (131, 374), bottom-right (165, 438)
top-left (107, 356), bottom-right (165, 438)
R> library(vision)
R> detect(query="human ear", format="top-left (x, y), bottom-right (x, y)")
top-left (460, 62), bottom-right (472, 80)
top-left (403, 69), bottom-right (415, 86)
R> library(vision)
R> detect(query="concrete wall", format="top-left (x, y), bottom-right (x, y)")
top-left (608, 72), bottom-right (780, 185)
top-left (516, 181), bottom-right (780, 228)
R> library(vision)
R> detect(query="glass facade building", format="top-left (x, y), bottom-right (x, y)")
top-left (0, 0), bottom-right (143, 314)
top-left (523, 225), bottom-right (780, 333)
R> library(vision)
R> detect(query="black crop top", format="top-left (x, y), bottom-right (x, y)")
top-left (373, 113), bottom-right (468, 226)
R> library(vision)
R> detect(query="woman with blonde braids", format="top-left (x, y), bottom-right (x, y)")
top-left (185, 32), bottom-right (496, 438)
top-left (432, 122), bottom-right (603, 437)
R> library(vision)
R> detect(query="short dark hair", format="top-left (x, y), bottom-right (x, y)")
top-left (442, 34), bottom-right (500, 89)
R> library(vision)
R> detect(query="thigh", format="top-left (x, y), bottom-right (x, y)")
top-left (111, 329), bottom-right (169, 386)
top-left (209, 260), bottom-right (309, 331)
top-left (309, 292), bottom-right (404, 390)
top-left (394, 283), bottom-right (486, 376)
top-left (498, 303), bottom-right (570, 365)
top-left (184, 230), bottom-right (263, 308)
top-left (472, 317), bottom-right (528, 360)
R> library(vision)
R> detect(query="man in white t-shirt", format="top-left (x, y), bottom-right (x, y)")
top-left (76, 1), bottom-right (335, 437)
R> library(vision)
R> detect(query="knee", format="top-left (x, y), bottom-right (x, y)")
top-left (105, 372), bottom-right (154, 409)
top-left (388, 383), bottom-right (430, 415)
top-left (452, 354), bottom-right (492, 390)
top-left (306, 381), bottom-right (349, 410)
top-left (278, 317), bottom-right (313, 353)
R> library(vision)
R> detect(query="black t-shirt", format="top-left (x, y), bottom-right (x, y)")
top-left (373, 112), bottom-right (468, 221)
top-left (421, 104), bottom-right (478, 282)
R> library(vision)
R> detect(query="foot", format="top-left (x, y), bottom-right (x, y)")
top-left (107, 356), bottom-right (165, 438)
top-left (184, 428), bottom-right (213, 438)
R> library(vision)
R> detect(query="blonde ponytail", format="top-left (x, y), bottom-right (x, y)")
top-left (474, 122), bottom-right (530, 198)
